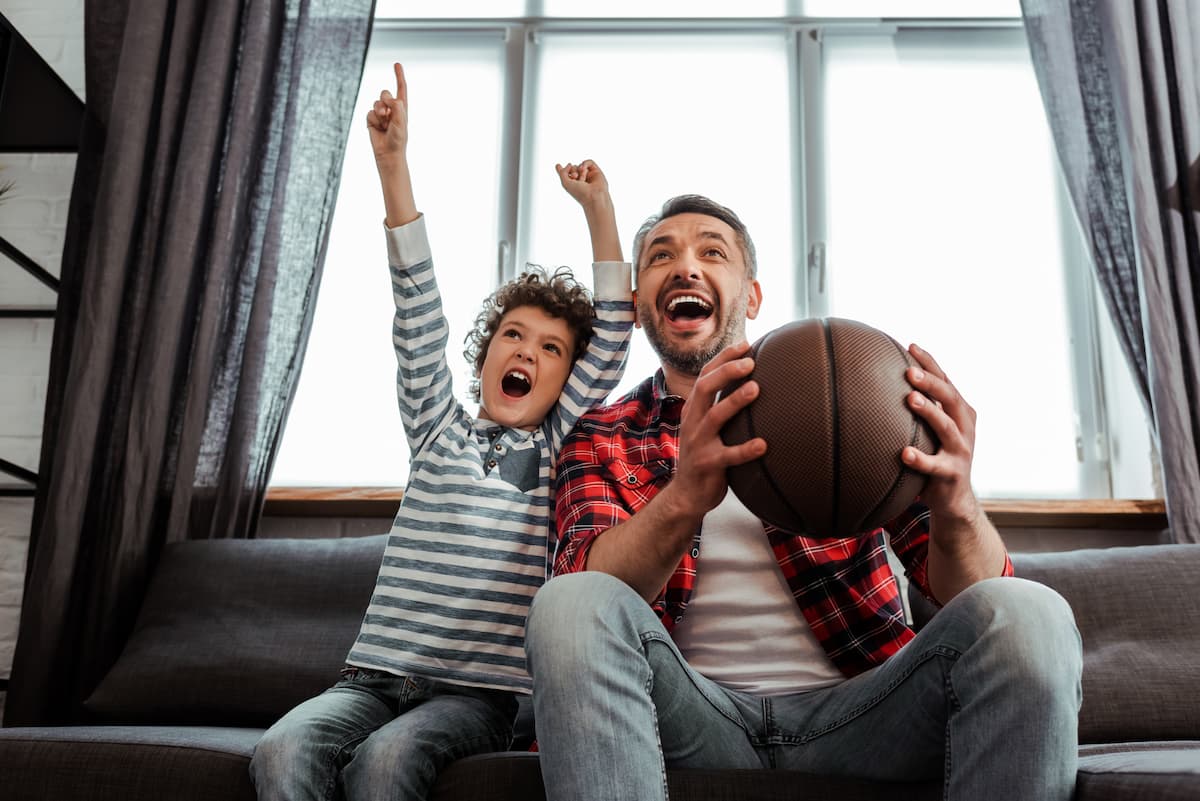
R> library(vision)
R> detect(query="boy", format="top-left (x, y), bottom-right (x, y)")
top-left (249, 63), bottom-right (633, 801)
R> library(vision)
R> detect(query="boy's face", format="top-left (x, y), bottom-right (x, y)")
top-left (477, 305), bottom-right (577, 431)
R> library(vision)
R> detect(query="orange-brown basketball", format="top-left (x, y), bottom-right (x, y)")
top-left (720, 318), bottom-right (938, 537)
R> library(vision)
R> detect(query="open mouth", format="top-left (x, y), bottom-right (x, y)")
top-left (501, 370), bottom-right (532, 398)
top-left (665, 294), bottom-right (714, 325)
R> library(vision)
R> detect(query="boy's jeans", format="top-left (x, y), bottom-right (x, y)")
top-left (526, 572), bottom-right (1082, 801)
top-left (249, 669), bottom-right (516, 801)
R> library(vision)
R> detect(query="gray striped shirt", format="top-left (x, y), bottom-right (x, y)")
top-left (346, 215), bottom-right (633, 693)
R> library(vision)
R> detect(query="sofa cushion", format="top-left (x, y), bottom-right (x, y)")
top-left (84, 535), bottom-right (387, 727)
top-left (430, 752), bottom-right (942, 801)
top-left (1076, 741), bottom-right (1200, 801)
top-left (0, 725), bottom-right (261, 801)
top-left (1011, 545), bottom-right (1200, 744)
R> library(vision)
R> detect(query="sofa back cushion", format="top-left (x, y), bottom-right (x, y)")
top-left (1010, 544), bottom-right (1200, 744)
top-left (84, 534), bottom-right (387, 727)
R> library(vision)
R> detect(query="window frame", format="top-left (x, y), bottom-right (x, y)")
top-left (273, 12), bottom-right (1154, 501)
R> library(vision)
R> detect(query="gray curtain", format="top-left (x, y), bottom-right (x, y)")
top-left (1022, 0), bottom-right (1200, 541)
top-left (7, 0), bottom-right (374, 725)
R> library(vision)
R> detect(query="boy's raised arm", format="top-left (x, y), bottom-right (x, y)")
top-left (556, 160), bottom-right (622, 262)
top-left (369, 62), bottom-right (419, 228)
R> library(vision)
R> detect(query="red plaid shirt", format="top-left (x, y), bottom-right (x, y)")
top-left (554, 371), bottom-right (1013, 678)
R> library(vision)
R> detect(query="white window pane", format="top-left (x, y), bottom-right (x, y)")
top-left (374, 1), bottom-right (526, 19)
top-left (823, 32), bottom-right (1083, 498)
top-left (523, 32), bottom-right (795, 399)
top-left (540, 1), bottom-right (787, 17)
top-left (800, 0), bottom-right (1019, 16)
top-left (271, 34), bottom-right (506, 486)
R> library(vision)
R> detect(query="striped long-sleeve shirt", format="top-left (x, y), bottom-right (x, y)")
top-left (346, 215), bottom-right (633, 693)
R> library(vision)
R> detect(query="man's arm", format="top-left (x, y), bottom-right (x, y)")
top-left (901, 343), bottom-right (1009, 602)
top-left (581, 345), bottom-right (766, 601)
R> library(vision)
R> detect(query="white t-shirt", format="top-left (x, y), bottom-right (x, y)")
top-left (671, 490), bottom-right (845, 695)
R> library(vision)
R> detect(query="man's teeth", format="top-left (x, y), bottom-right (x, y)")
top-left (667, 295), bottom-right (713, 312)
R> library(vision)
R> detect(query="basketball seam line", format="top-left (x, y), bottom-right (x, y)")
top-left (857, 334), bottom-right (923, 533)
top-left (749, 334), bottom-right (809, 535)
top-left (825, 319), bottom-right (840, 535)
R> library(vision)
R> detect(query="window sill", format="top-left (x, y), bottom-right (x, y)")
top-left (263, 488), bottom-right (1167, 530)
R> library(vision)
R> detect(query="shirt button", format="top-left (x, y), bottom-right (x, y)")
top-left (674, 616), bottom-right (683, 624)
top-left (487, 459), bottom-right (497, 468)
top-left (690, 547), bottom-right (700, 558)
top-left (494, 443), bottom-right (503, 451)
top-left (625, 475), bottom-right (637, 485)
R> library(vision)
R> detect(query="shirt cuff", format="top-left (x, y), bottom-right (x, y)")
top-left (384, 214), bottom-right (431, 269)
top-left (591, 261), bottom-right (633, 301)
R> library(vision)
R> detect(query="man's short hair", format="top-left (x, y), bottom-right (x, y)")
top-left (631, 194), bottom-right (758, 279)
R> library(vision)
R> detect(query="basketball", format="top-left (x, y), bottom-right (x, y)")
top-left (719, 317), bottom-right (938, 537)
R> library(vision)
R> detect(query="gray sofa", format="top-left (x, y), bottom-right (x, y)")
top-left (1, 534), bottom-right (1197, 801)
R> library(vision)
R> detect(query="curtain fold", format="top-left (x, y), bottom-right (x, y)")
top-left (1023, 0), bottom-right (1200, 541)
top-left (6, 0), bottom-right (375, 725)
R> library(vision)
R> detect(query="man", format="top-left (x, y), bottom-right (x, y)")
top-left (525, 195), bottom-right (1083, 800)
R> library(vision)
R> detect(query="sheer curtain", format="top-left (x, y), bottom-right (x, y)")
top-left (1023, 0), bottom-right (1200, 540)
top-left (7, 0), bottom-right (375, 725)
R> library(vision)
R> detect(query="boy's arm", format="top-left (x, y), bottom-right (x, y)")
top-left (369, 62), bottom-right (418, 228)
top-left (370, 63), bottom-right (457, 457)
top-left (556, 160), bottom-right (621, 261)
top-left (544, 160), bottom-right (634, 453)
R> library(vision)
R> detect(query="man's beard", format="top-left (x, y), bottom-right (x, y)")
top-left (637, 291), bottom-right (749, 377)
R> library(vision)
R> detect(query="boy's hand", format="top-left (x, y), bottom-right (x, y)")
top-left (556, 160), bottom-right (611, 210)
top-left (367, 62), bottom-right (409, 163)
top-left (557, 159), bottom-right (621, 262)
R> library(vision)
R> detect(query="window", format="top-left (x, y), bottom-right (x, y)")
top-left (270, 7), bottom-right (1156, 500)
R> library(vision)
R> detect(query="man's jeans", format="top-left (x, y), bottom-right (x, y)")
top-left (249, 669), bottom-right (516, 801)
top-left (526, 572), bottom-right (1082, 801)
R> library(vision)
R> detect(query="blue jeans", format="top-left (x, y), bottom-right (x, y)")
top-left (526, 572), bottom-right (1082, 801)
top-left (249, 669), bottom-right (517, 801)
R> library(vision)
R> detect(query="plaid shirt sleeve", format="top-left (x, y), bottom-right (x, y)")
top-left (552, 420), bottom-right (634, 576)
top-left (888, 500), bottom-right (1014, 606)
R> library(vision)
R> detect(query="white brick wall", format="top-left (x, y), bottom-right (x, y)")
top-left (1, 0), bottom-right (85, 702)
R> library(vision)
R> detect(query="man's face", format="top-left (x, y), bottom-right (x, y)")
top-left (635, 212), bottom-right (762, 376)
top-left (477, 305), bottom-right (576, 431)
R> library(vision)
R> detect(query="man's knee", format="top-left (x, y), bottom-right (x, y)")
top-left (950, 577), bottom-right (1082, 690)
top-left (526, 571), bottom-right (648, 677)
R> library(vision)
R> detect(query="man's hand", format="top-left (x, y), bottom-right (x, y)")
top-left (658, 343), bottom-right (767, 525)
top-left (901, 343), bottom-right (1006, 600)
top-left (584, 342), bottom-right (767, 599)
top-left (900, 344), bottom-right (981, 528)
top-left (367, 62), bottom-right (409, 164)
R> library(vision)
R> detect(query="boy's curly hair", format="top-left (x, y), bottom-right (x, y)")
top-left (464, 265), bottom-right (596, 402)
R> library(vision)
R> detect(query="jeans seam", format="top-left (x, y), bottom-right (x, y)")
top-left (942, 657), bottom-right (961, 801)
top-left (798, 645), bottom-right (961, 743)
top-left (640, 631), bottom-right (750, 735)
top-left (642, 636), bottom-right (670, 801)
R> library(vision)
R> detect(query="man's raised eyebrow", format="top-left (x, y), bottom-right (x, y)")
top-left (699, 231), bottom-right (731, 246)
